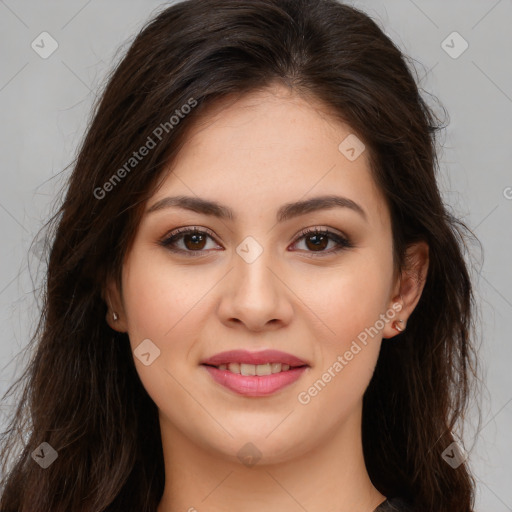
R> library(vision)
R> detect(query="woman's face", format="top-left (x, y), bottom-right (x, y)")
top-left (110, 83), bottom-right (406, 464)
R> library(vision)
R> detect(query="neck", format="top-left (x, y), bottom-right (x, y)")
top-left (156, 403), bottom-right (386, 512)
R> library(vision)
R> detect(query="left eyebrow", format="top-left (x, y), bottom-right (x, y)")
top-left (146, 194), bottom-right (368, 223)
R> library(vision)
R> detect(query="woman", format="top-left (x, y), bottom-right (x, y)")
top-left (0, 0), bottom-right (480, 511)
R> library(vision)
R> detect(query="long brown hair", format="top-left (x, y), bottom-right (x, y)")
top-left (0, 1), bottom-right (481, 510)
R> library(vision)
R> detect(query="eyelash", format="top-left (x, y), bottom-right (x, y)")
top-left (159, 226), bottom-right (353, 258)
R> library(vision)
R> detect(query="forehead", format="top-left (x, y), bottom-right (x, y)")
top-left (153, 84), bottom-right (390, 230)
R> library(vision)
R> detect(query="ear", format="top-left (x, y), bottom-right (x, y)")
top-left (101, 277), bottom-right (128, 333)
top-left (382, 241), bottom-right (429, 339)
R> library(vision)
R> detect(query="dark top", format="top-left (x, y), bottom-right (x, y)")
top-left (373, 497), bottom-right (414, 511)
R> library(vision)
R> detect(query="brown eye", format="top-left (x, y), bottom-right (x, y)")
top-left (291, 227), bottom-right (353, 256)
top-left (304, 232), bottom-right (329, 251)
top-left (182, 232), bottom-right (207, 250)
top-left (160, 227), bottom-right (222, 256)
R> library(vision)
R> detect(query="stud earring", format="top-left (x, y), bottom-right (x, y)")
top-left (107, 296), bottom-right (119, 322)
top-left (393, 319), bottom-right (405, 332)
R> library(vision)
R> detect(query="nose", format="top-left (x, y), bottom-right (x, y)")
top-left (216, 247), bottom-right (294, 332)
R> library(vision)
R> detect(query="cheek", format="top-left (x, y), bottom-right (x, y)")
top-left (120, 247), bottom-right (203, 406)
top-left (121, 246), bottom-right (206, 342)
top-left (294, 257), bottom-right (390, 423)
top-left (302, 252), bottom-right (393, 347)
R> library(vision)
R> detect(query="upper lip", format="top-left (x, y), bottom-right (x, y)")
top-left (201, 349), bottom-right (309, 367)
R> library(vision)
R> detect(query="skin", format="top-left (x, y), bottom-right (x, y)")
top-left (106, 83), bottom-right (429, 512)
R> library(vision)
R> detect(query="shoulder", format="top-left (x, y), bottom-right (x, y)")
top-left (374, 497), bottom-right (416, 512)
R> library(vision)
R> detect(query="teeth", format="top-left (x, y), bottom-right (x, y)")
top-left (240, 363), bottom-right (256, 376)
top-left (218, 362), bottom-right (292, 375)
top-left (270, 362), bottom-right (282, 373)
top-left (228, 362), bottom-right (240, 373)
top-left (256, 363), bottom-right (272, 376)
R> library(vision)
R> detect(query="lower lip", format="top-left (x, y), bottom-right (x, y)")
top-left (201, 365), bottom-right (308, 396)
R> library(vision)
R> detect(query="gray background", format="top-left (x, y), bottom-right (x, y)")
top-left (0, 0), bottom-right (510, 509)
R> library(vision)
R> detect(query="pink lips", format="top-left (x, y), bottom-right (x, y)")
top-left (200, 349), bottom-right (309, 397)
top-left (200, 349), bottom-right (308, 367)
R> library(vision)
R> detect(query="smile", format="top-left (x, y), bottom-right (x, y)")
top-left (210, 362), bottom-right (297, 375)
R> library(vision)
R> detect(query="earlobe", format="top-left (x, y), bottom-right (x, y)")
top-left (383, 241), bottom-right (429, 340)
top-left (382, 295), bottom-right (407, 339)
top-left (102, 279), bottom-right (128, 333)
